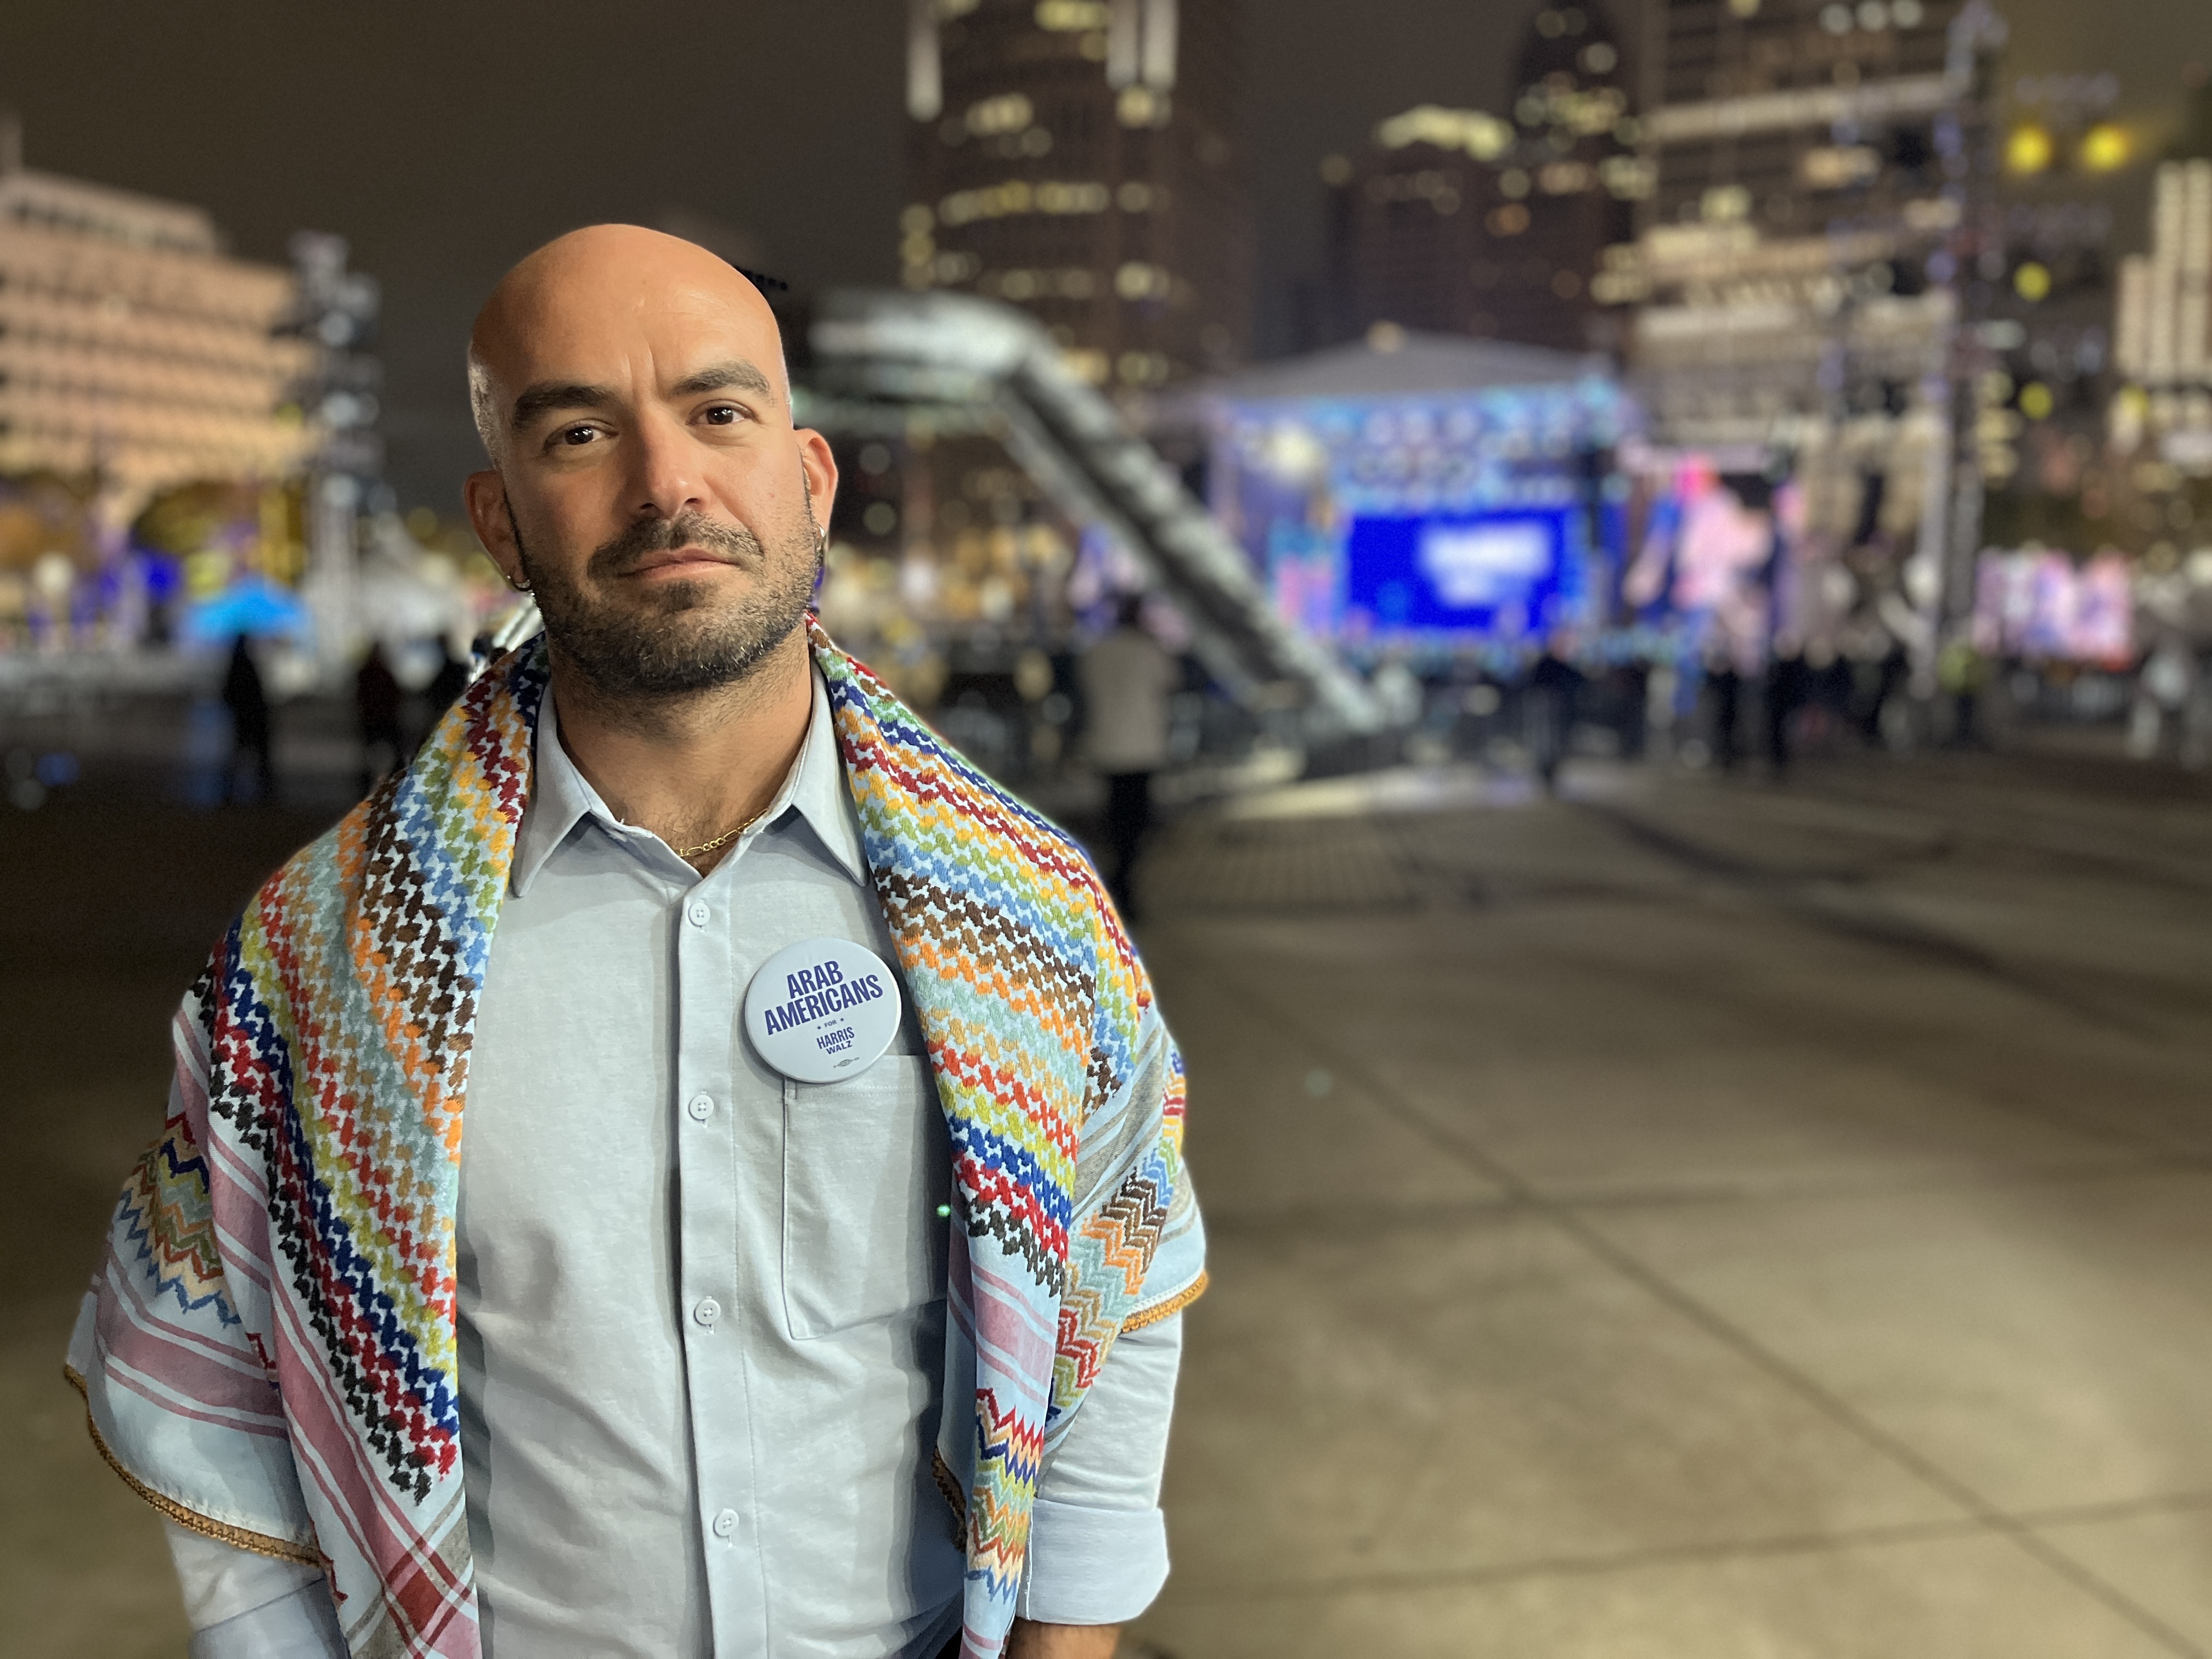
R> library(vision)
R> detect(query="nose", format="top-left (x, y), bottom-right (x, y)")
top-left (626, 406), bottom-right (707, 523)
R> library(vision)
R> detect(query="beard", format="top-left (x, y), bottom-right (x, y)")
top-left (512, 503), bottom-right (821, 702)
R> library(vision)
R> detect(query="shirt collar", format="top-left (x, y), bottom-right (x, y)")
top-left (511, 666), bottom-right (867, 896)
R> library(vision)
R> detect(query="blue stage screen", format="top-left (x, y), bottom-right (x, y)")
top-left (1342, 510), bottom-right (1570, 640)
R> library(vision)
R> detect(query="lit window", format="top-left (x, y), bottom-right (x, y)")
top-left (1600, 155), bottom-right (1655, 199)
top-left (1375, 106), bottom-right (1514, 160)
top-left (1118, 87), bottom-right (1168, 126)
top-left (1701, 184), bottom-right (1751, 222)
top-left (2079, 123), bottom-right (2129, 173)
top-left (2013, 262), bottom-right (2051, 302)
top-left (1034, 0), bottom-right (1109, 29)
top-left (965, 94), bottom-right (1033, 138)
top-left (2005, 125), bottom-right (2054, 176)
top-left (1062, 348), bottom-right (1109, 383)
top-left (1115, 261), bottom-right (1170, 300)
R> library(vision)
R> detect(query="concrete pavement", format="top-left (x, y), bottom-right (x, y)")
top-left (7, 744), bottom-right (2210, 1656)
top-left (1125, 751), bottom-right (2212, 1658)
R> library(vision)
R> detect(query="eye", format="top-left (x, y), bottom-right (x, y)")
top-left (557, 425), bottom-right (599, 447)
top-left (702, 404), bottom-right (747, 426)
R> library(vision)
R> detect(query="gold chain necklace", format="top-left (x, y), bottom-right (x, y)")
top-left (674, 805), bottom-right (769, 862)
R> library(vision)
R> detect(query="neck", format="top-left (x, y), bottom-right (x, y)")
top-left (545, 626), bottom-right (815, 870)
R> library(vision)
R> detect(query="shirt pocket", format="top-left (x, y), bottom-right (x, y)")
top-left (781, 1054), bottom-right (951, 1339)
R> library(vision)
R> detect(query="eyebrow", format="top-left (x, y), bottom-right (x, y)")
top-left (670, 358), bottom-right (777, 404)
top-left (510, 381), bottom-right (614, 432)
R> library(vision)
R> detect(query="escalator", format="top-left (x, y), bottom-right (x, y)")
top-left (805, 289), bottom-right (1381, 740)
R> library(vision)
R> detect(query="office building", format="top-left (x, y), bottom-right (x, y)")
top-left (1321, 3), bottom-right (1643, 353)
top-left (0, 126), bottom-right (320, 525)
top-left (901, 0), bottom-right (1251, 389)
top-left (1611, 0), bottom-right (1989, 448)
top-left (2113, 158), bottom-right (2212, 471)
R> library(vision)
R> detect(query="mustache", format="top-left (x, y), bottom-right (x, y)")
top-left (588, 512), bottom-right (763, 578)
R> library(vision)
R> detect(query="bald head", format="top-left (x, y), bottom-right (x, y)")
top-left (467, 224), bottom-right (789, 462)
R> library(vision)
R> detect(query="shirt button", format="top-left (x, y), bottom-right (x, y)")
top-left (712, 1508), bottom-right (740, 1539)
top-left (687, 900), bottom-right (710, 927)
top-left (687, 1093), bottom-right (714, 1122)
top-left (692, 1297), bottom-right (721, 1328)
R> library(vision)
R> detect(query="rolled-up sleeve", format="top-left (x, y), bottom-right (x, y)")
top-left (1017, 1311), bottom-right (1183, 1624)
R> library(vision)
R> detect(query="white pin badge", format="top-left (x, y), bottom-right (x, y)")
top-left (744, 937), bottom-right (904, 1083)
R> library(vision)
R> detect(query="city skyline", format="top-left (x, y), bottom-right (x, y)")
top-left (3, 0), bottom-right (2202, 511)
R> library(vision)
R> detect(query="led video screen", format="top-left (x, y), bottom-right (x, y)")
top-left (1341, 510), bottom-right (1569, 641)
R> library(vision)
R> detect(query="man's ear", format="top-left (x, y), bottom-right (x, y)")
top-left (795, 428), bottom-right (838, 540)
top-left (465, 471), bottom-right (526, 589)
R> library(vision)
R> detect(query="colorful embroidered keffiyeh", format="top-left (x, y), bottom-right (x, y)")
top-left (66, 622), bottom-right (1205, 1658)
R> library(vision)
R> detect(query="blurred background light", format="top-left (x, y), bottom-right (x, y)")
top-left (2078, 120), bottom-right (2131, 171)
top-left (2006, 122), bottom-right (2055, 174)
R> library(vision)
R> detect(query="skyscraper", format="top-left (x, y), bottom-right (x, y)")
top-left (1612, 0), bottom-right (1994, 448)
top-left (2113, 156), bottom-right (2212, 472)
top-left (1603, 0), bottom-right (2017, 638)
top-left (1321, 3), bottom-right (1643, 354)
top-left (901, 0), bottom-right (1250, 390)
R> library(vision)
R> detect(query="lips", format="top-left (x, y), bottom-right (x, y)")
top-left (624, 546), bottom-right (738, 575)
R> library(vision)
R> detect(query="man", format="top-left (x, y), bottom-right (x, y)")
top-left (220, 632), bottom-right (273, 803)
top-left (354, 639), bottom-right (407, 791)
top-left (1523, 635), bottom-right (1583, 795)
top-left (1076, 596), bottom-right (1176, 919)
top-left (66, 227), bottom-right (1204, 1659)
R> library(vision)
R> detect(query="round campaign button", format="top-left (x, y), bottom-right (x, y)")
top-left (743, 938), bottom-right (903, 1084)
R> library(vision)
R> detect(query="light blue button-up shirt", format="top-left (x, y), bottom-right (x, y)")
top-left (166, 667), bottom-right (1181, 1657)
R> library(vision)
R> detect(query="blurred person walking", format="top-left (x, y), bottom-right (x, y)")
top-left (1707, 647), bottom-right (1743, 772)
top-left (1858, 639), bottom-right (1909, 747)
top-left (423, 633), bottom-right (474, 736)
top-left (1080, 594), bottom-right (1177, 919)
top-left (219, 633), bottom-right (273, 803)
top-left (1525, 637), bottom-right (1584, 793)
top-left (65, 226), bottom-right (1200, 1659)
top-left (1939, 635), bottom-right (1990, 749)
top-left (2129, 636), bottom-right (2194, 760)
top-left (354, 640), bottom-right (408, 791)
top-left (1765, 644), bottom-right (1809, 776)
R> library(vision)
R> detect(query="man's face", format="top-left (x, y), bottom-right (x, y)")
top-left (465, 238), bottom-right (837, 701)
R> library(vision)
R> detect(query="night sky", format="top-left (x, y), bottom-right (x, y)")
top-left (6, 0), bottom-right (2202, 512)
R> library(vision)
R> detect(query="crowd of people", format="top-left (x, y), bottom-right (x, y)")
top-left (1383, 627), bottom-right (2212, 790)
